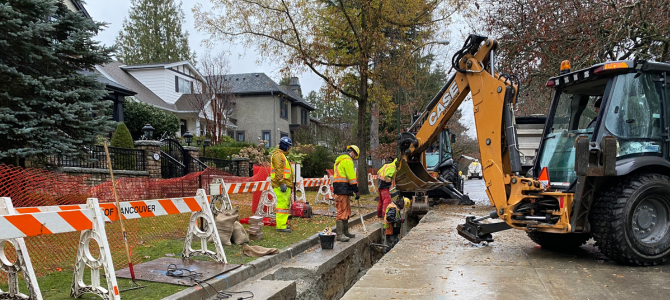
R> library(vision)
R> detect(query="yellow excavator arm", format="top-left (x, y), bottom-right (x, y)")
top-left (397, 35), bottom-right (521, 209)
top-left (396, 35), bottom-right (571, 240)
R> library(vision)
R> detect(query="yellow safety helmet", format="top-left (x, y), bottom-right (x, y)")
top-left (404, 197), bottom-right (411, 208)
top-left (346, 145), bottom-right (360, 159)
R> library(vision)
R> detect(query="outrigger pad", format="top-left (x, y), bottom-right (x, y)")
top-left (457, 216), bottom-right (511, 243)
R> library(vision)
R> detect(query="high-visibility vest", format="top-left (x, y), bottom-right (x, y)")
top-left (333, 156), bottom-right (357, 185)
top-left (383, 202), bottom-right (400, 235)
top-left (377, 162), bottom-right (396, 183)
top-left (271, 152), bottom-right (292, 179)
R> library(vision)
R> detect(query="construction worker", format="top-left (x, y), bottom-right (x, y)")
top-left (333, 145), bottom-right (360, 242)
top-left (376, 157), bottom-right (397, 218)
top-left (271, 137), bottom-right (293, 233)
top-left (383, 197), bottom-right (409, 250)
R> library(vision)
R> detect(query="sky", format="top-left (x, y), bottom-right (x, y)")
top-left (85, 0), bottom-right (477, 137)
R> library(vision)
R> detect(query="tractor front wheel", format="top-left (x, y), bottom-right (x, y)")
top-left (590, 173), bottom-right (670, 266)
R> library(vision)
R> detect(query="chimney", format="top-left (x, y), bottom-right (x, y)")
top-left (289, 77), bottom-right (302, 97)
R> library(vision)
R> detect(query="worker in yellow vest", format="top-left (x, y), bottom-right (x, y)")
top-left (376, 157), bottom-right (397, 218)
top-left (332, 145), bottom-right (360, 242)
top-left (271, 137), bottom-right (294, 233)
top-left (383, 197), bottom-right (409, 249)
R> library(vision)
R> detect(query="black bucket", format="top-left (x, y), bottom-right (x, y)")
top-left (319, 233), bottom-right (335, 250)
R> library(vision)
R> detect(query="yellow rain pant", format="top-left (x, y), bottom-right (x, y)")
top-left (274, 187), bottom-right (291, 230)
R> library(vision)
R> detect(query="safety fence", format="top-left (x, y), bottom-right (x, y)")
top-left (0, 187), bottom-right (225, 300)
top-left (0, 164), bottom-right (270, 278)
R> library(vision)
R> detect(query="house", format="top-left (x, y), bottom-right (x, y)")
top-left (213, 74), bottom-right (315, 146)
top-left (96, 61), bottom-right (221, 137)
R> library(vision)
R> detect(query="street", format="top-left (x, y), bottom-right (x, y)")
top-left (342, 178), bottom-right (670, 300)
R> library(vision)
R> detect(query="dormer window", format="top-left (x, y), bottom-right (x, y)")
top-left (175, 76), bottom-right (192, 94)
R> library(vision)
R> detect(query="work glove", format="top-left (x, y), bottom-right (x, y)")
top-left (401, 218), bottom-right (405, 223)
top-left (355, 192), bottom-right (360, 200)
top-left (280, 184), bottom-right (287, 193)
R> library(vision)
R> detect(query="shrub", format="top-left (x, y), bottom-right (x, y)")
top-left (207, 145), bottom-right (244, 159)
top-left (124, 100), bottom-right (179, 140)
top-left (300, 146), bottom-right (336, 178)
top-left (110, 123), bottom-right (134, 148)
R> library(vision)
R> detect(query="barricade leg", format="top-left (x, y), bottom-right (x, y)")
top-left (294, 180), bottom-right (306, 203)
top-left (255, 188), bottom-right (277, 218)
top-left (209, 178), bottom-right (232, 217)
top-left (71, 198), bottom-right (119, 300)
top-left (0, 197), bottom-right (42, 300)
top-left (368, 174), bottom-right (377, 194)
top-left (182, 189), bottom-right (227, 263)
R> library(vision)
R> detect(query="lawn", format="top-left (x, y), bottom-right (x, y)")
top-left (1, 192), bottom-right (380, 300)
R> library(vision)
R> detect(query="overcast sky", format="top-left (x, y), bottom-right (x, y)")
top-left (85, 0), bottom-right (477, 137)
top-left (85, 0), bottom-right (325, 96)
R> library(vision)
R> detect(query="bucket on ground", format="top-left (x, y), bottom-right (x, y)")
top-left (319, 233), bottom-right (335, 250)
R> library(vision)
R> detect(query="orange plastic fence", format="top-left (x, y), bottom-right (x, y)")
top-left (0, 164), bottom-right (267, 276)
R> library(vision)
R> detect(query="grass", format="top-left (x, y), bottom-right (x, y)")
top-left (0, 192), bottom-right (380, 300)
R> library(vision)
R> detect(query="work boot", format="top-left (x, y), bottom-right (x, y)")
top-left (336, 220), bottom-right (350, 242)
top-left (343, 219), bottom-right (355, 238)
top-left (457, 195), bottom-right (475, 206)
top-left (276, 228), bottom-right (292, 233)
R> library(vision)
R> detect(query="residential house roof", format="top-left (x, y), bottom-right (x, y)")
top-left (96, 61), bottom-right (180, 112)
top-left (207, 73), bottom-right (315, 111)
top-left (121, 61), bottom-right (204, 80)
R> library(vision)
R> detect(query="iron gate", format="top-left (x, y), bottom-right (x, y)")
top-left (160, 138), bottom-right (191, 178)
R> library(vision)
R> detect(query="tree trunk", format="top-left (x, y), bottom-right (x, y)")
top-left (370, 102), bottom-right (382, 169)
top-left (357, 64), bottom-right (370, 195)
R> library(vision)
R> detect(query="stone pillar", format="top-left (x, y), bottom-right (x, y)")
top-left (184, 146), bottom-right (201, 174)
top-left (234, 158), bottom-right (250, 177)
top-left (134, 140), bottom-right (162, 178)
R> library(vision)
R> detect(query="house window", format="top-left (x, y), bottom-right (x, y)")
top-left (301, 109), bottom-right (308, 125)
top-left (280, 100), bottom-right (288, 120)
top-left (175, 76), bottom-right (192, 94)
top-left (280, 132), bottom-right (289, 139)
top-left (236, 131), bottom-right (245, 142)
top-left (180, 119), bottom-right (187, 136)
top-left (262, 131), bottom-right (271, 148)
top-left (227, 130), bottom-right (234, 138)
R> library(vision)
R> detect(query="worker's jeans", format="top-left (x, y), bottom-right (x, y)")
top-left (274, 187), bottom-right (291, 229)
top-left (377, 188), bottom-right (392, 218)
top-left (334, 194), bottom-right (351, 221)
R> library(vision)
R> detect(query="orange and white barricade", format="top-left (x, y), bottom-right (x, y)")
top-left (310, 176), bottom-right (334, 205)
top-left (2, 189), bottom-right (226, 300)
top-left (210, 178), bottom-right (275, 218)
top-left (0, 196), bottom-right (118, 300)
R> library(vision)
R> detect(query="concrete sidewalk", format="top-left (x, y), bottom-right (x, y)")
top-left (342, 206), bottom-right (670, 300)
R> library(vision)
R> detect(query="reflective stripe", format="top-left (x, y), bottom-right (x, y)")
top-left (348, 179), bottom-right (358, 184)
top-left (276, 208), bottom-right (290, 214)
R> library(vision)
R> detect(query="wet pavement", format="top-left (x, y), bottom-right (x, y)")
top-left (341, 179), bottom-right (670, 300)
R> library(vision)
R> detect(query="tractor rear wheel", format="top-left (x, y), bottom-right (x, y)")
top-left (443, 162), bottom-right (463, 193)
top-left (590, 173), bottom-right (670, 266)
top-left (527, 232), bottom-right (591, 250)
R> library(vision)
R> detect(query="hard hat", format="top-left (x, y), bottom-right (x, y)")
top-left (346, 145), bottom-right (360, 159)
top-left (404, 197), bottom-right (411, 208)
top-left (279, 136), bottom-right (292, 151)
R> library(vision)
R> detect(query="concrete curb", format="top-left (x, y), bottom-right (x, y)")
top-left (163, 210), bottom-right (378, 300)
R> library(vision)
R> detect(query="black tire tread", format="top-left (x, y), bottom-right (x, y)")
top-left (527, 231), bottom-right (591, 249)
top-left (444, 162), bottom-right (462, 193)
top-left (590, 173), bottom-right (670, 266)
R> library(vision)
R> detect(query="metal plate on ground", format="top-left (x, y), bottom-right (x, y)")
top-left (116, 257), bottom-right (241, 286)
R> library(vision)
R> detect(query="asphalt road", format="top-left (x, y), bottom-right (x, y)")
top-left (342, 177), bottom-right (670, 300)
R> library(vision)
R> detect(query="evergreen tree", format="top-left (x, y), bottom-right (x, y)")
top-left (116, 0), bottom-right (195, 65)
top-left (123, 100), bottom-right (179, 140)
top-left (110, 123), bottom-right (135, 149)
top-left (0, 0), bottom-right (115, 166)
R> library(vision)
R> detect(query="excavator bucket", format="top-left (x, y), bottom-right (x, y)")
top-left (395, 157), bottom-right (451, 192)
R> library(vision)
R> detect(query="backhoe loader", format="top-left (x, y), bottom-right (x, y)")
top-left (395, 34), bottom-right (670, 265)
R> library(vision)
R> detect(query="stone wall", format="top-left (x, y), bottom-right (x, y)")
top-left (134, 140), bottom-right (162, 178)
top-left (57, 167), bottom-right (150, 186)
